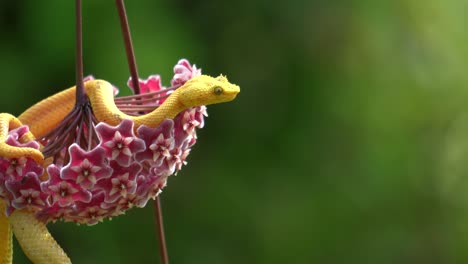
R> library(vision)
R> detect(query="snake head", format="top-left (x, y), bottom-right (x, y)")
top-left (176, 75), bottom-right (240, 108)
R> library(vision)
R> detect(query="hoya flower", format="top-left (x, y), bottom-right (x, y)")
top-left (128, 74), bottom-right (164, 94)
top-left (0, 57), bottom-right (239, 264)
top-left (73, 192), bottom-right (107, 225)
top-left (61, 144), bottom-right (113, 189)
top-left (95, 119), bottom-right (145, 166)
top-left (5, 172), bottom-right (48, 210)
top-left (0, 59), bottom-right (240, 225)
top-left (0, 1), bottom-right (240, 262)
top-left (40, 165), bottom-right (92, 207)
top-left (171, 59), bottom-right (202, 86)
top-left (0, 126), bottom-right (43, 180)
top-left (135, 119), bottom-right (175, 166)
top-left (96, 161), bottom-right (141, 203)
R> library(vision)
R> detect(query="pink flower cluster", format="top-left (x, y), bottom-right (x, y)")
top-left (0, 59), bottom-right (207, 225)
top-left (127, 59), bottom-right (202, 105)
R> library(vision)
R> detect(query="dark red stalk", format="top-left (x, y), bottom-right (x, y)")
top-left (114, 85), bottom-right (179, 101)
top-left (75, 0), bottom-right (85, 106)
top-left (115, 1), bottom-right (169, 263)
top-left (115, 0), bottom-right (141, 95)
top-left (154, 192), bottom-right (170, 264)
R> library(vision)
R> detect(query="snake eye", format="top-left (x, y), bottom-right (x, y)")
top-left (214, 86), bottom-right (223, 95)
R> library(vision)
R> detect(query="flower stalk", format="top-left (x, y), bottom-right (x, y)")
top-left (155, 195), bottom-right (169, 264)
top-left (0, 1), bottom-right (239, 263)
top-left (114, 1), bottom-right (169, 263)
top-left (116, 0), bottom-right (141, 95)
top-left (75, 0), bottom-right (86, 106)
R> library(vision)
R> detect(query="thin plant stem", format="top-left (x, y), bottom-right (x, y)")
top-left (154, 194), bottom-right (170, 264)
top-left (115, 1), bottom-right (169, 263)
top-left (115, 0), bottom-right (141, 94)
top-left (114, 85), bottom-right (179, 101)
top-left (75, 0), bottom-right (85, 106)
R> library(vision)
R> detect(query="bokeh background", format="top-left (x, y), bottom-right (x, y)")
top-left (1, 0), bottom-right (468, 263)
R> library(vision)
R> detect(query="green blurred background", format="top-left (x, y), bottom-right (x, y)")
top-left (2, 0), bottom-right (468, 263)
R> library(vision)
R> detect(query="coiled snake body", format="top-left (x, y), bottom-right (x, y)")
top-left (0, 75), bottom-right (239, 263)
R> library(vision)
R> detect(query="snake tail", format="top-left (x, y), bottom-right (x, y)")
top-left (9, 210), bottom-right (71, 264)
top-left (0, 201), bottom-right (12, 264)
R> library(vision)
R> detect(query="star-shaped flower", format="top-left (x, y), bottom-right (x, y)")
top-left (133, 174), bottom-right (165, 208)
top-left (36, 205), bottom-right (75, 223)
top-left (6, 126), bottom-right (41, 149)
top-left (41, 165), bottom-right (92, 207)
top-left (0, 173), bottom-right (9, 200)
top-left (194, 106), bottom-right (208, 128)
top-left (61, 144), bottom-right (113, 189)
top-left (96, 161), bottom-right (141, 203)
top-left (5, 172), bottom-right (48, 211)
top-left (73, 192), bottom-right (108, 225)
top-left (136, 119), bottom-right (175, 166)
top-left (96, 119), bottom-right (145, 166)
top-left (171, 59), bottom-right (202, 86)
top-left (2, 157), bottom-right (28, 177)
top-left (127, 74), bottom-right (167, 98)
top-left (105, 193), bottom-right (137, 216)
top-left (0, 127), bottom-right (43, 179)
top-left (175, 148), bottom-right (191, 173)
top-left (172, 109), bottom-right (203, 148)
top-left (181, 110), bottom-right (201, 137)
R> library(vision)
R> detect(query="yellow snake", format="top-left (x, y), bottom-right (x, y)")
top-left (0, 74), bottom-right (239, 263)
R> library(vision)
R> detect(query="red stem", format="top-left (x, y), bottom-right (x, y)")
top-left (115, 1), bottom-right (169, 263)
top-left (115, 0), bottom-right (141, 94)
top-left (75, 0), bottom-right (85, 106)
top-left (154, 194), bottom-right (170, 264)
